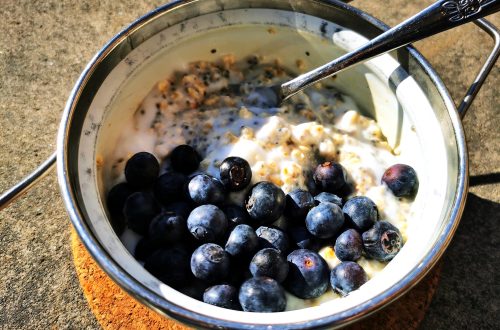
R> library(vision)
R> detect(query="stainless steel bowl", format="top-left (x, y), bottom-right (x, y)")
top-left (2, 0), bottom-right (498, 328)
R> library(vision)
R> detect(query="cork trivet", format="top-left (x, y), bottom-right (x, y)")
top-left (71, 229), bottom-right (441, 329)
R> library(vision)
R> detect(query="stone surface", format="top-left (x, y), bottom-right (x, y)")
top-left (0, 0), bottom-right (498, 329)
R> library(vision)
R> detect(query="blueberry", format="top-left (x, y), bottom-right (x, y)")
top-left (188, 174), bottom-right (226, 205)
top-left (144, 246), bottom-right (191, 287)
top-left (305, 203), bottom-right (344, 239)
top-left (190, 243), bottom-right (230, 283)
top-left (106, 182), bottom-right (135, 217)
top-left (335, 181), bottom-right (354, 199)
top-left (284, 189), bottom-right (315, 222)
top-left (330, 261), bottom-right (368, 296)
top-left (123, 192), bottom-right (160, 236)
top-left (287, 225), bottom-right (323, 251)
top-left (256, 226), bottom-right (289, 254)
top-left (313, 161), bottom-right (347, 193)
top-left (313, 192), bottom-right (343, 208)
top-left (219, 157), bottom-right (252, 191)
top-left (362, 221), bottom-right (403, 261)
top-left (221, 204), bottom-right (249, 231)
top-left (178, 278), bottom-right (209, 301)
top-left (154, 172), bottom-right (188, 204)
top-left (334, 229), bottom-right (363, 261)
top-left (342, 196), bottom-right (378, 232)
top-left (203, 284), bottom-right (241, 310)
top-left (170, 144), bottom-right (201, 174)
top-left (163, 201), bottom-right (192, 219)
top-left (124, 152), bottom-right (160, 189)
top-left (239, 277), bottom-right (286, 312)
top-left (187, 205), bottom-right (228, 242)
top-left (225, 224), bottom-right (259, 257)
top-left (106, 182), bottom-right (135, 235)
top-left (148, 213), bottom-right (187, 246)
top-left (245, 181), bottom-right (285, 225)
top-left (382, 164), bottom-right (419, 198)
top-left (134, 238), bottom-right (157, 261)
top-left (250, 248), bottom-right (289, 283)
top-left (284, 249), bottom-right (329, 299)
top-left (226, 257), bottom-right (252, 287)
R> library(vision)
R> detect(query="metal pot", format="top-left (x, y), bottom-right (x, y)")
top-left (1, 0), bottom-right (498, 328)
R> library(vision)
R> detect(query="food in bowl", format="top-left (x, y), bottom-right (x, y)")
top-left (105, 54), bottom-right (418, 311)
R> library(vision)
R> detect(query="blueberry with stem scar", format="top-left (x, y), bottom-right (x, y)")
top-left (245, 181), bottom-right (285, 225)
top-left (382, 164), bottom-right (419, 198)
top-left (219, 157), bottom-right (252, 191)
top-left (284, 249), bottom-right (329, 299)
top-left (187, 205), bottom-right (228, 243)
top-left (362, 221), bottom-right (403, 261)
top-left (313, 162), bottom-right (348, 193)
top-left (190, 243), bottom-right (230, 283)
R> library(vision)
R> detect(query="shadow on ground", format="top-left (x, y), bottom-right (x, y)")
top-left (419, 193), bottom-right (500, 329)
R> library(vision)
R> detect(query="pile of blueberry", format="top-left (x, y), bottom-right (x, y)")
top-left (107, 145), bottom-right (418, 312)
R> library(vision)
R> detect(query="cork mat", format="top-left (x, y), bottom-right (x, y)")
top-left (71, 229), bottom-right (441, 329)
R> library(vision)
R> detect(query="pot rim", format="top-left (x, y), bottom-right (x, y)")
top-left (57, 0), bottom-right (468, 328)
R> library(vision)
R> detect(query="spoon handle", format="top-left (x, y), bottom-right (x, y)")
top-left (281, 0), bottom-right (500, 100)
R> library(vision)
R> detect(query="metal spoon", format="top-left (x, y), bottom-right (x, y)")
top-left (273, 0), bottom-right (500, 104)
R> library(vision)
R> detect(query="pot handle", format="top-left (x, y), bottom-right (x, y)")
top-left (458, 19), bottom-right (500, 118)
top-left (0, 152), bottom-right (56, 211)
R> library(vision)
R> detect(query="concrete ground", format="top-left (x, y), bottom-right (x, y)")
top-left (0, 0), bottom-right (498, 329)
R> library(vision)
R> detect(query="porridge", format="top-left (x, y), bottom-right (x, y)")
top-left (105, 54), bottom-right (417, 312)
